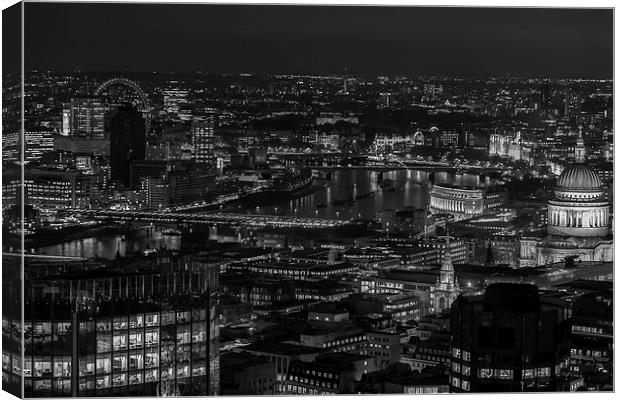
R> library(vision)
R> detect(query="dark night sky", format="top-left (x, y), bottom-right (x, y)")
top-left (24, 3), bottom-right (613, 78)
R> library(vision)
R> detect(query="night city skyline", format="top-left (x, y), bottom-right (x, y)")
top-left (2, 2), bottom-right (615, 398)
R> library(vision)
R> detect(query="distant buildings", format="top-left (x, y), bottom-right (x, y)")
top-left (373, 133), bottom-right (413, 152)
top-left (429, 184), bottom-right (505, 221)
top-left (143, 163), bottom-right (216, 210)
top-left (191, 118), bottom-right (215, 166)
top-left (2, 130), bottom-right (54, 165)
top-left (66, 97), bottom-right (106, 139)
top-left (282, 352), bottom-right (378, 395)
top-left (488, 129), bottom-right (533, 163)
top-left (109, 105), bottom-right (146, 187)
top-left (163, 87), bottom-right (190, 119)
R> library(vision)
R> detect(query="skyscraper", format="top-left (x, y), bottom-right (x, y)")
top-left (540, 84), bottom-right (552, 111)
top-left (163, 86), bottom-right (189, 120)
top-left (4, 252), bottom-right (220, 397)
top-left (68, 97), bottom-right (106, 139)
top-left (449, 283), bottom-right (572, 392)
top-left (191, 118), bottom-right (215, 166)
top-left (109, 105), bottom-right (146, 187)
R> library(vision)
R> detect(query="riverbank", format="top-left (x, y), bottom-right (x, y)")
top-left (3, 223), bottom-right (125, 249)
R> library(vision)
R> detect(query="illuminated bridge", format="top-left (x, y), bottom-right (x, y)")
top-left (72, 209), bottom-right (351, 229)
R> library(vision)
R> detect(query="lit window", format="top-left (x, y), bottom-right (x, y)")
top-left (497, 369), bottom-right (513, 379)
top-left (478, 368), bottom-right (493, 379)
top-left (451, 376), bottom-right (460, 387)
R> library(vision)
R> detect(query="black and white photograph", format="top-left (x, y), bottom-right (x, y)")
top-left (1, 1), bottom-right (615, 397)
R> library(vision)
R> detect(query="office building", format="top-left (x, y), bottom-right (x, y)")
top-left (68, 97), bottom-right (106, 139)
top-left (109, 105), bottom-right (146, 187)
top-left (2, 252), bottom-right (220, 397)
top-left (191, 118), bottom-right (215, 166)
top-left (449, 283), bottom-right (572, 392)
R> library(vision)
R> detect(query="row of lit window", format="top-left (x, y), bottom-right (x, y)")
top-left (25, 311), bottom-right (204, 336)
top-left (451, 363), bottom-right (470, 376)
top-left (451, 347), bottom-right (471, 361)
top-left (323, 336), bottom-right (366, 348)
top-left (27, 365), bottom-right (211, 393)
top-left (572, 325), bottom-right (605, 335)
top-left (286, 384), bottom-right (328, 394)
top-left (287, 376), bottom-right (337, 388)
top-left (475, 367), bottom-right (551, 380)
top-left (289, 370), bottom-right (339, 380)
top-left (570, 348), bottom-right (606, 358)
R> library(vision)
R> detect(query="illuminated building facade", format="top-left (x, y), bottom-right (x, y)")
top-left (2, 168), bottom-right (84, 211)
top-left (2, 252), bottom-right (219, 397)
top-left (488, 130), bottom-right (533, 163)
top-left (191, 118), bottom-right (215, 166)
top-left (429, 185), bottom-right (505, 221)
top-left (163, 87), bottom-right (189, 118)
top-left (519, 133), bottom-right (613, 267)
top-left (68, 97), bottom-right (106, 139)
top-left (2, 131), bottom-right (54, 165)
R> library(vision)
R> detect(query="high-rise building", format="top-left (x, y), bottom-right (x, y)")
top-left (62, 108), bottom-right (71, 136)
top-left (2, 130), bottom-right (54, 165)
top-left (569, 285), bottom-right (613, 387)
top-left (540, 84), bottom-right (552, 111)
top-left (68, 97), bottom-right (106, 139)
top-left (449, 283), bottom-right (572, 392)
top-left (191, 118), bottom-right (215, 166)
top-left (163, 86), bottom-right (189, 119)
top-left (129, 160), bottom-right (168, 190)
top-left (2, 252), bottom-right (220, 397)
top-left (109, 105), bottom-right (146, 187)
top-left (25, 130), bottom-right (54, 164)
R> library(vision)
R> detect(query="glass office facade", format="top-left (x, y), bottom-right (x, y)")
top-left (4, 252), bottom-right (219, 397)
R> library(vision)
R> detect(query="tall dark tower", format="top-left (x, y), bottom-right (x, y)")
top-left (540, 84), bottom-right (552, 111)
top-left (109, 104), bottom-right (146, 187)
top-left (564, 87), bottom-right (571, 118)
top-left (450, 284), bottom-right (572, 392)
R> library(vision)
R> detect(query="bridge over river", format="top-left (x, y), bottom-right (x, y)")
top-left (71, 209), bottom-right (351, 230)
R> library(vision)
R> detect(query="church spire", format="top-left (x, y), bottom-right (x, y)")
top-left (433, 233), bottom-right (460, 314)
top-left (441, 234), bottom-right (453, 272)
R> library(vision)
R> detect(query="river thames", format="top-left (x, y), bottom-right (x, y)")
top-left (33, 169), bottom-right (479, 259)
